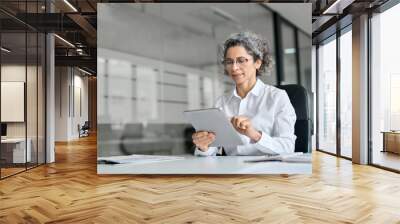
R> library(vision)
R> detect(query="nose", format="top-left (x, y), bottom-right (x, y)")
top-left (231, 61), bottom-right (240, 70)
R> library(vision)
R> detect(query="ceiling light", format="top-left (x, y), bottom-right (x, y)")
top-left (322, 0), bottom-right (354, 15)
top-left (323, 0), bottom-right (341, 14)
top-left (63, 0), bottom-right (78, 12)
top-left (284, 48), bottom-right (296, 54)
top-left (54, 34), bottom-right (75, 48)
top-left (1, 47), bottom-right (11, 53)
top-left (78, 67), bottom-right (92, 76)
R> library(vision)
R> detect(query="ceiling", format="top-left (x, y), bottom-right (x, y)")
top-left (1, 1), bottom-right (313, 75)
top-left (266, 3), bottom-right (312, 34)
top-left (1, 0), bottom-right (390, 75)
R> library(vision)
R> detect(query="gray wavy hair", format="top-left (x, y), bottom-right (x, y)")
top-left (219, 31), bottom-right (273, 77)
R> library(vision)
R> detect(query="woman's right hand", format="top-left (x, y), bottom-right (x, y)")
top-left (192, 131), bottom-right (216, 152)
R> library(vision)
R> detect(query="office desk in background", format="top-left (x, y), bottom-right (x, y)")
top-left (382, 131), bottom-right (400, 154)
top-left (1, 138), bottom-right (32, 163)
top-left (97, 155), bottom-right (312, 175)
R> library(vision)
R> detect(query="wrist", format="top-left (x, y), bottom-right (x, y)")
top-left (249, 130), bottom-right (262, 142)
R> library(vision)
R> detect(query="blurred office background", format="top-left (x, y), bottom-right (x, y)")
top-left (1, 0), bottom-right (399, 177)
top-left (97, 3), bottom-right (312, 157)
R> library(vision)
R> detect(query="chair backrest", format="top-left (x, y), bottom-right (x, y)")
top-left (82, 121), bottom-right (90, 129)
top-left (277, 84), bottom-right (311, 153)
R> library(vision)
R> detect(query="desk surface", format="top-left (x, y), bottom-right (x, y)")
top-left (1, 138), bottom-right (27, 143)
top-left (381, 131), bottom-right (400, 134)
top-left (97, 155), bottom-right (312, 174)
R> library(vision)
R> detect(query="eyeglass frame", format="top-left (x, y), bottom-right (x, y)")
top-left (222, 56), bottom-right (252, 68)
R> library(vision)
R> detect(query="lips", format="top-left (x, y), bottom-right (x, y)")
top-left (232, 74), bottom-right (245, 78)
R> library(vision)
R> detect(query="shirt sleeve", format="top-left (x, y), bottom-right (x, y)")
top-left (254, 90), bottom-right (297, 154)
top-left (194, 147), bottom-right (219, 156)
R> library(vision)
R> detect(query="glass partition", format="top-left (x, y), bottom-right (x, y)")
top-left (0, 1), bottom-right (46, 179)
top-left (339, 27), bottom-right (352, 158)
top-left (370, 3), bottom-right (400, 171)
top-left (281, 22), bottom-right (297, 84)
top-left (298, 32), bottom-right (312, 92)
top-left (1, 30), bottom-right (28, 177)
top-left (317, 36), bottom-right (337, 154)
top-left (97, 3), bottom-right (278, 157)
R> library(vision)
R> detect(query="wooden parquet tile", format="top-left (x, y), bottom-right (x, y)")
top-left (1, 134), bottom-right (400, 223)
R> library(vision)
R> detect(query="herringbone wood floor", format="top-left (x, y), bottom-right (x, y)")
top-left (1, 134), bottom-right (400, 223)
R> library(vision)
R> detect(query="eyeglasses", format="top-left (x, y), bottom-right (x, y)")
top-left (222, 57), bottom-right (250, 68)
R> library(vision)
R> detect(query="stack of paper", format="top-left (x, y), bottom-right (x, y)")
top-left (244, 153), bottom-right (312, 163)
top-left (98, 154), bottom-right (185, 164)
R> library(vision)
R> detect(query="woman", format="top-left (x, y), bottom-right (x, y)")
top-left (192, 31), bottom-right (296, 156)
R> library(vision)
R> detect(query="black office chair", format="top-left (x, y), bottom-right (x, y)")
top-left (183, 126), bottom-right (196, 154)
top-left (79, 121), bottom-right (90, 138)
top-left (277, 84), bottom-right (312, 153)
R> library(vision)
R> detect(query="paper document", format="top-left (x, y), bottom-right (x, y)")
top-left (244, 153), bottom-right (312, 163)
top-left (98, 154), bottom-right (185, 164)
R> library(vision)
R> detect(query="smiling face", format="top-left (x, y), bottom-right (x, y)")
top-left (224, 46), bottom-right (261, 86)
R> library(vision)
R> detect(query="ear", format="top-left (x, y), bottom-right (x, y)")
top-left (254, 59), bottom-right (262, 70)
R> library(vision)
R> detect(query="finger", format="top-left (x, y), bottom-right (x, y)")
top-left (209, 133), bottom-right (216, 141)
top-left (193, 131), bottom-right (207, 139)
top-left (194, 138), bottom-right (206, 147)
top-left (232, 116), bottom-right (240, 124)
top-left (196, 134), bottom-right (213, 143)
top-left (192, 132), bottom-right (200, 139)
top-left (198, 131), bottom-right (209, 137)
top-left (244, 120), bottom-right (251, 129)
top-left (234, 117), bottom-right (240, 128)
top-left (205, 135), bottom-right (215, 145)
top-left (235, 117), bottom-right (245, 128)
top-left (193, 135), bottom-right (204, 142)
top-left (239, 119), bottom-right (250, 129)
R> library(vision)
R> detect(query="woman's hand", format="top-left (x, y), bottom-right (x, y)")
top-left (192, 131), bottom-right (216, 152)
top-left (231, 116), bottom-right (262, 142)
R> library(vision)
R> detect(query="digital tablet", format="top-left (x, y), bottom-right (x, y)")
top-left (183, 108), bottom-right (244, 148)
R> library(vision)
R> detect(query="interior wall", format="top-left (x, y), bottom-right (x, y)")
top-left (55, 67), bottom-right (69, 141)
top-left (55, 67), bottom-right (89, 141)
top-left (72, 73), bottom-right (89, 137)
top-left (1, 65), bottom-right (38, 139)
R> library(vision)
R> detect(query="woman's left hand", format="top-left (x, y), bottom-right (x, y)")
top-left (231, 116), bottom-right (262, 142)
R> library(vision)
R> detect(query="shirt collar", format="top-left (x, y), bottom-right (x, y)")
top-left (230, 79), bottom-right (264, 100)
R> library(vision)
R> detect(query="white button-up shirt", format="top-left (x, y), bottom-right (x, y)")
top-left (194, 79), bottom-right (296, 156)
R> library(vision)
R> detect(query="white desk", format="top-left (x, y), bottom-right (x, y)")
top-left (97, 155), bottom-right (312, 174)
top-left (1, 138), bottom-right (31, 163)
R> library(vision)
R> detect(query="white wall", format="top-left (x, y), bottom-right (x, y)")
top-left (1, 65), bottom-right (39, 138)
top-left (55, 67), bottom-right (89, 141)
